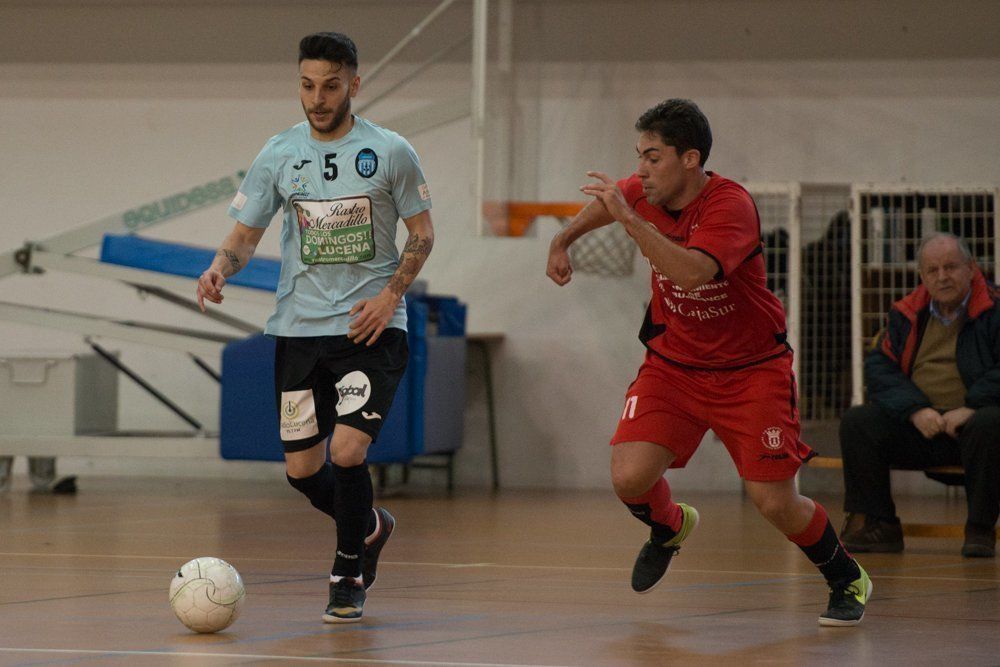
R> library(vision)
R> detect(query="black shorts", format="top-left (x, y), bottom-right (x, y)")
top-left (274, 328), bottom-right (408, 453)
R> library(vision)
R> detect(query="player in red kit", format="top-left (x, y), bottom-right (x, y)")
top-left (546, 99), bottom-right (871, 626)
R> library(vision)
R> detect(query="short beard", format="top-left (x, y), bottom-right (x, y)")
top-left (305, 95), bottom-right (352, 136)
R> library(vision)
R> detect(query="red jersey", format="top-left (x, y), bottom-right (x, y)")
top-left (618, 172), bottom-right (788, 369)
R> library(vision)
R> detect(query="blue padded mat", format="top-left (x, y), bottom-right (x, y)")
top-left (100, 234), bottom-right (280, 291)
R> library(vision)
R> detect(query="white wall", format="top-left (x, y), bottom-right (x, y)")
top-left (1, 2), bottom-right (999, 491)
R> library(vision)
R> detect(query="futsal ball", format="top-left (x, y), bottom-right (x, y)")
top-left (169, 557), bottom-right (245, 633)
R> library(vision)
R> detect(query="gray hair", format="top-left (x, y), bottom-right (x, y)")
top-left (917, 231), bottom-right (973, 269)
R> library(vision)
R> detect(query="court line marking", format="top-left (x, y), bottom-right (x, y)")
top-left (1, 552), bottom-right (997, 583)
top-left (0, 648), bottom-right (569, 667)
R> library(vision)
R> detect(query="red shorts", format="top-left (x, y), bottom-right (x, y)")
top-left (610, 351), bottom-right (815, 481)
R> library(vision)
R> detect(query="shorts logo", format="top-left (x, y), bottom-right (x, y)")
top-left (336, 370), bottom-right (372, 416)
top-left (279, 389), bottom-right (319, 441)
top-left (761, 426), bottom-right (784, 450)
top-left (355, 148), bottom-right (378, 178)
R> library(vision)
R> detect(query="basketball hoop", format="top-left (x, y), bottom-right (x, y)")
top-left (490, 201), bottom-right (638, 277)
top-left (561, 217), bottom-right (637, 277)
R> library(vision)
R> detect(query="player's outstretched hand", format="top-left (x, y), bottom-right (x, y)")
top-left (349, 290), bottom-right (398, 346)
top-left (197, 269), bottom-right (226, 312)
top-left (580, 171), bottom-right (630, 222)
top-left (546, 244), bottom-right (573, 286)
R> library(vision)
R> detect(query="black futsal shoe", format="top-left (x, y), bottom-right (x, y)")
top-left (323, 577), bottom-right (366, 623)
top-left (819, 565), bottom-right (872, 627)
top-left (362, 506), bottom-right (396, 590)
top-left (630, 503), bottom-right (699, 593)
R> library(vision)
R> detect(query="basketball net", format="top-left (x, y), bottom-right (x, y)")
top-left (562, 218), bottom-right (638, 277)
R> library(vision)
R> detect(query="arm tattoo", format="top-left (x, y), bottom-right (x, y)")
top-left (217, 249), bottom-right (242, 273)
top-left (388, 232), bottom-right (434, 297)
top-left (402, 234), bottom-right (433, 256)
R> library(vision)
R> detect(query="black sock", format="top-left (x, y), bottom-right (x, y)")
top-left (623, 501), bottom-right (679, 544)
top-left (797, 519), bottom-right (861, 585)
top-left (331, 462), bottom-right (373, 579)
top-left (286, 462), bottom-right (336, 519)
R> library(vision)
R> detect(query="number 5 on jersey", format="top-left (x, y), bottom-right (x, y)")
top-left (622, 395), bottom-right (638, 420)
top-left (324, 153), bottom-right (338, 181)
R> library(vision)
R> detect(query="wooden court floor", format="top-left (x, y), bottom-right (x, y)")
top-left (0, 476), bottom-right (998, 666)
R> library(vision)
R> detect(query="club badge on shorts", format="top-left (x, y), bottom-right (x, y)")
top-left (761, 426), bottom-right (784, 450)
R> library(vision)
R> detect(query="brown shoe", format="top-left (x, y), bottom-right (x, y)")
top-left (840, 512), bottom-right (866, 538)
top-left (962, 524), bottom-right (996, 558)
top-left (841, 514), bottom-right (904, 553)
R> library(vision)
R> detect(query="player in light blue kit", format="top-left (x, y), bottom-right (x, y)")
top-left (196, 32), bottom-right (434, 623)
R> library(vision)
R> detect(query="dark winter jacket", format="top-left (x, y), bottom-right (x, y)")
top-left (865, 269), bottom-right (1000, 422)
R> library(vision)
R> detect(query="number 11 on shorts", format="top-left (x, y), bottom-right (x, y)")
top-left (622, 395), bottom-right (638, 420)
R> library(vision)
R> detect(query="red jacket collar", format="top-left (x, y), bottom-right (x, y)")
top-left (895, 267), bottom-right (993, 323)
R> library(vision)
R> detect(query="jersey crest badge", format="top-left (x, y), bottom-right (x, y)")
top-left (355, 148), bottom-right (378, 178)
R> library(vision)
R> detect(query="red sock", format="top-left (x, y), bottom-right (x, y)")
top-left (788, 500), bottom-right (828, 547)
top-left (619, 477), bottom-right (683, 534)
top-left (788, 501), bottom-right (860, 584)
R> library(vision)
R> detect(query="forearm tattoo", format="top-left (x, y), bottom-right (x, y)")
top-left (217, 249), bottom-right (242, 273)
top-left (387, 232), bottom-right (434, 297)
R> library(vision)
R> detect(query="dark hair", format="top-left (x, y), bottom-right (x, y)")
top-left (635, 99), bottom-right (712, 166)
top-left (298, 32), bottom-right (358, 69)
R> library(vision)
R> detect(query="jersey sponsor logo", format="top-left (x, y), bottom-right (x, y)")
top-left (355, 148), bottom-right (378, 178)
top-left (761, 426), bottom-right (784, 450)
top-left (279, 389), bottom-right (319, 440)
top-left (293, 159), bottom-right (312, 170)
top-left (292, 196), bottom-right (375, 264)
top-left (662, 297), bottom-right (737, 322)
top-left (418, 183), bottom-right (431, 201)
top-left (659, 281), bottom-right (736, 322)
top-left (336, 371), bottom-right (372, 416)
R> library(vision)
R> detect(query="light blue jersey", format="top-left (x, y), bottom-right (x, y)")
top-left (227, 116), bottom-right (432, 336)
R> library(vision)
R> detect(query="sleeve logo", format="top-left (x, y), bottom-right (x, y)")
top-left (418, 183), bottom-right (431, 201)
top-left (231, 191), bottom-right (247, 211)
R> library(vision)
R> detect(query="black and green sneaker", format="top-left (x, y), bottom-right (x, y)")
top-left (362, 507), bottom-right (395, 591)
top-left (323, 577), bottom-right (366, 623)
top-left (630, 503), bottom-right (699, 593)
top-left (819, 565), bottom-right (872, 627)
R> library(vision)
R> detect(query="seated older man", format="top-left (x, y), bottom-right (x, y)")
top-left (840, 232), bottom-right (1000, 558)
